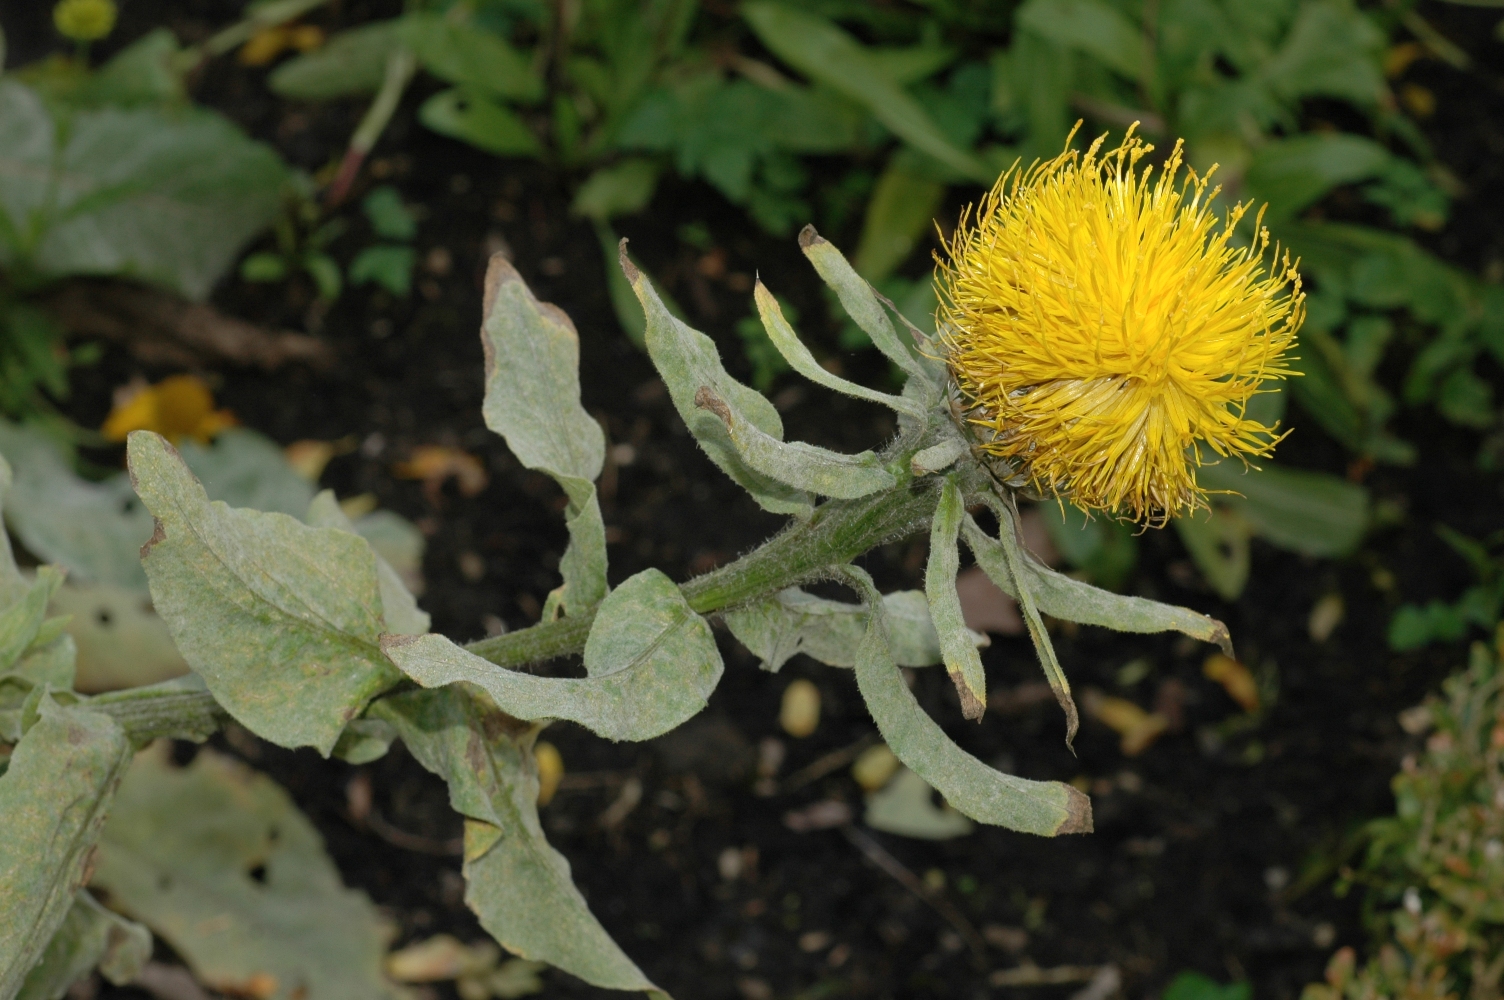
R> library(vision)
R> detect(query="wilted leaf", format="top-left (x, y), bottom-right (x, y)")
top-left (926, 477), bottom-right (987, 720)
top-left (621, 242), bottom-right (812, 518)
top-left (92, 745), bottom-right (393, 1000)
top-left (0, 696), bottom-right (133, 996)
top-left (0, 80), bottom-right (288, 299)
top-left (17, 891), bottom-right (151, 1000)
top-left (864, 767), bottom-right (974, 840)
top-left (385, 568), bottom-right (722, 742)
top-left (1203, 653), bottom-right (1260, 713)
top-left (479, 257), bottom-right (606, 613)
top-left (128, 431), bottom-right (399, 754)
top-left (370, 687), bottom-right (663, 996)
top-left (958, 511), bottom-right (1232, 653)
top-left (844, 567), bottom-right (1091, 837)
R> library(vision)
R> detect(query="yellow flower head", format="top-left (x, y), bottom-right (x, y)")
top-left (53, 0), bottom-right (117, 42)
top-left (937, 126), bottom-right (1303, 525)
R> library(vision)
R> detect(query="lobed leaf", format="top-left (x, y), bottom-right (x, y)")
top-left (925, 477), bottom-right (987, 720)
top-left (92, 746), bottom-right (392, 1000)
top-left (480, 257), bottom-right (608, 613)
top-left (620, 241), bottom-right (813, 517)
top-left (0, 696), bottom-right (134, 996)
top-left (843, 567), bottom-right (1091, 837)
top-left (385, 569), bottom-right (722, 742)
top-left (127, 431), bottom-right (399, 755)
top-left (371, 688), bottom-right (663, 996)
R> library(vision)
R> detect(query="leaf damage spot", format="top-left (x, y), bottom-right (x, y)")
top-left (617, 238), bottom-right (640, 284)
top-left (1056, 785), bottom-right (1094, 836)
top-left (140, 517), bottom-right (166, 559)
top-left (693, 385), bottom-right (733, 424)
top-left (798, 224), bottom-right (827, 249)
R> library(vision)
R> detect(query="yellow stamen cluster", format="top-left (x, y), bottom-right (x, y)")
top-left (937, 127), bottom-right (1303, 524)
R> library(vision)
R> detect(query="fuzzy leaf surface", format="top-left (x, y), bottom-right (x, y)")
top-left (0, 697), bottom-right (133, 996)
top-left (371, 688), bottom-right (663, 996)
top-left (753, 282), bottom-right (922, 419)
top-left (17, 892), bottom-right (150, 1000)
top-left (845, 568), bottom-right (1092, 837)
top-left (127, 432), bottom-right (399, 755)
top-left (306, 491), bottom-right (429, 636)
top-left (961, 512), bottom-right (1232, 654)
top-left (480, 258), bottom-right (607, 612)
top-left (92, 746), bottom-right (392, 1000)
top-left (385, 569), bottom-right (721, 742)
top-left (925, 477), bottom-right (987, 720)
top-left (621, 242), bottom-right (813, 517)
top-left (725, 588), bottom-right (979, 672)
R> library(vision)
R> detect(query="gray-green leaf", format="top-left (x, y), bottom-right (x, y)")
top-left (844, 567), bottom-right (1091, 837)
top-left (0, 697), bottom-right (133, 996)
top-left (306, 491), bottom-right (429, 636)
top-left (17, 892), bottom-right (150, 1000)
top-left (127, 431), bottom-right (399, 755)
top-left (480, 257), bottom-right (607, 613)
top-left (621, 242), bottom-right (813, 517)
top-left (925, 477), bottom-right (987, 720)
top-left (92, 746), bottom-right (393, 1000)
top-left (724, 587), bottom-right (982, 673)
top-left (384, 568), bottom-right (722, 742)
top-left (0, 80), bottom-right (288, 299)
top-left (864, 767), bottom-right (974, 841)
top-left (370, 687), bottom-right (662, 996)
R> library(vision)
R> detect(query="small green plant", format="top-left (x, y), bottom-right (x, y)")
top-left (1389, 528), bottom-right (1504, 652)
top-left (1, 147), bottom-right (1296, 993)
top-left (1304, 635), bottom-right (1504, 1000)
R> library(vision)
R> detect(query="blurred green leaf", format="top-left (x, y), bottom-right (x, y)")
top-left (853, 157), bottom-right (945, 283)
top-left (93, 746), bottom-right (393, 1000)
top-left (1198, 459), bottom-right (1369, 557)
top-left (1163, 972), bottom-right (1251, 1000)
top-left (269, 20), bottom-right (402, 99)
top-left (1015, 0), bottom-right (1145, 79)
top-left (402, 12), bottom-right (543, 103)
top-left (1244, 133), bottom-right (1391, 222)
top-left (742, 3), bottom-right (991, 181)
top-left (1173, 506), bottom-right (1252, 600)
top-left (361, 185), bottom-right (416, 240)
top-left (0, 79), bottom-right (289, 299)
top-left (571, 159), bottom-right (660, 222)
top-left (349, 245), bottom-right (415, 297)
top-left (864, 767), bottom-right (974, 840)
top-left (419, 88), bottom-right (542, 157)
top-left (17, 891), bottom-right (150, 1000)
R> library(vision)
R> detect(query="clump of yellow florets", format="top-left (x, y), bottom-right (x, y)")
top-left (937, 125), bottom-right (1303, 525)
top-left (53, 0), bottom-right (117, 42)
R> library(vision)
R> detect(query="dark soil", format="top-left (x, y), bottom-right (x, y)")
top-left (6, 3), bottom-right (1504, 999)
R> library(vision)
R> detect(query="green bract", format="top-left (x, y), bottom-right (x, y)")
top-left (0, 233), bottom-right (1239, 997)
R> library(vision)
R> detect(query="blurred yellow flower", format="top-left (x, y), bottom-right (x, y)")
top-left (53, 0), bottom-right (117, 42)
top-left (936, 125), bottom-right (1304, 524)
top-left (101, 375), bottom-right (236, 444)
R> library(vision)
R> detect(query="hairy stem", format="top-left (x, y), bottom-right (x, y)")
top-left (465, 476), bottom-right (944, 668)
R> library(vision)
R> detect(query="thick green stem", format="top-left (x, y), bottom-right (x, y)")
top-left (465, 476), bottom-right (943, 668)
top-left (68, 477), bottom-right (945, 744)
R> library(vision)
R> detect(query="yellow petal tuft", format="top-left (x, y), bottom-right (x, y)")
top-left (936, 125), bottom-right (1303, 524)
